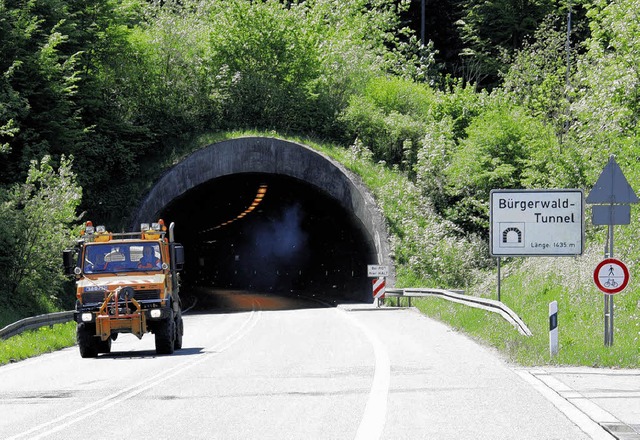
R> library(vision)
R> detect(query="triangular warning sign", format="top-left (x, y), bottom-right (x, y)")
top-left (586, 156), bottom-right (639, 204)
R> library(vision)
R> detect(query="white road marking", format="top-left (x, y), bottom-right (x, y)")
top-left (515, 370), bottom-right (615, 440)
top-left (7, 306), bottom-right (261, 440)
top-left (338, 306), bottom-right (390, 440)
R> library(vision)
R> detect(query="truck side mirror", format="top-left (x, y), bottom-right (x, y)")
top-left (173, 244), bottom-right (185, 271)
top-left (62, 249), bottom-right (78, 276)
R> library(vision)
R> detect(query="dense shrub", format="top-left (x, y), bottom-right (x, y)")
top-left (340, 76), bottom-right (439, 168)
top-left (0, 156), bottom-right (81, 315)
top-left (344, 140), bottom-right (489, 288)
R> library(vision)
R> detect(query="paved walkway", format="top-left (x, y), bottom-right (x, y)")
top-left (516, 367), bottom-right (640, 440)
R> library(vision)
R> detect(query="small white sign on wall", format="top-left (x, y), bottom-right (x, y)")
top-left (367, 265), bottom-right (389, 277)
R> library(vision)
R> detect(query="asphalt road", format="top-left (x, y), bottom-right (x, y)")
top-left (0, 291), bottom-right (621, 439)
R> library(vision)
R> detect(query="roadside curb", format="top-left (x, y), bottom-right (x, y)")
top-left (516, 369), bottom-right (640, 440)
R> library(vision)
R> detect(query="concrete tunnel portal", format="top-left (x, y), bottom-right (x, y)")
top-left (133, 137), bottom-right (392, 304)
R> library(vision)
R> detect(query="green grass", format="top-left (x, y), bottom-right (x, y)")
top-left (405, 257), bottom-right (640, 368)
top-left (0, 322), bottom-right (76, 366)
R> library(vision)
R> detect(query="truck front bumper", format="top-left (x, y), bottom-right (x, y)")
top-left (74, 306), bottom-right (172, 340)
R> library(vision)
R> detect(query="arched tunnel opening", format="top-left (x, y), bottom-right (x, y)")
top-left (160, 172), bottom-right (378, 307)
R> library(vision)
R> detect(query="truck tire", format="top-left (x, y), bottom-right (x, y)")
top-left (77, 323), bottom-right (99, 358)
top-left (97, 337), bottom-right (112, 354)
top-left (155, 310), bottom-right (175, 355)
top-left (174, 309), bottom-right (183, 350)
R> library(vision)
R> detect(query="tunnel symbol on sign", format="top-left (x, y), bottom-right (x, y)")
top-left (500, 224), bottom-right (525, 247)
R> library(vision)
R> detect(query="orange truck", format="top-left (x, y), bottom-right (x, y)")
top-left (63, 220), bottom-right (185, 357)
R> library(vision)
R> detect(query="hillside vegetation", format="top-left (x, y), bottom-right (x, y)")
top-left (1, 0), bottom-right (639, 365)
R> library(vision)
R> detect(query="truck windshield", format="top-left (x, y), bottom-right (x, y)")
top-left (84, 243), bottom-right (162, 274)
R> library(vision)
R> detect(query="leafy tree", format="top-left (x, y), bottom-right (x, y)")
top-left (56, 0), bottom-right (160, 224)
top-left (400, 0), bottom-right (464, 79)
top-left (570, 0), bottom-right (640, 176)
top-left (111, 0), bottom-right (217, 136)
top-left (122, 0), bottom-right (415, 138)
top-left (0, 155), bottom-right (81, 315)
top-left (414, 116), bottom-right (457, 212)
top-left (441, 101), bottom-right (560, 235)
top-left (205, 0), bottom-right (324, 132)
top-left (0, 0), bottom-right (155, 226)
top-left (432, 79), bottom-right (486, 139)
top-left (501, 17), bottom-right (570, 130)
top-left (456, 0), bottom-right (558, 88)
top-left (0, 0), bottom-right (86, 183)
top-left (340, 75), bottom-right (439, 167)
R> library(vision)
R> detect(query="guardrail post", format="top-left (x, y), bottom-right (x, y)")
top-left (549, 301), bottom-right (558, 356)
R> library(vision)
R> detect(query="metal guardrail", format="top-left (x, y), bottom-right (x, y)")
top-left (1, 289), bottom-right (532, 339)
top-left (1, 296), bottom-right (202, 341)
top-left (384, 288), bottom-right (532, 337)
top-left (0, 311), bottom-right (75, 340)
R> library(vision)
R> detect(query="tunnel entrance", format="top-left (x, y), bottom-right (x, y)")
top-left (133, 137), bottom-right (392, 305)
top-left (162, 173), bottom-right (376, 302)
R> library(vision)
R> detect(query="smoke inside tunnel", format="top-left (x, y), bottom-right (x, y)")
top-left (160, 173), bottom-right (378, 303)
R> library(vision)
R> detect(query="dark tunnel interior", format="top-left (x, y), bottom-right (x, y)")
top-left (160, 173), bottom-right (378, 306)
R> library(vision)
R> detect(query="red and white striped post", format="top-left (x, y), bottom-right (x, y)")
top-left (372, 277), bottom-right (386, 307)
top-left (368, 265), bottom-right (389, 308)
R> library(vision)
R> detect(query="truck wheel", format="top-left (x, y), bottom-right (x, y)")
top-left (77, 323), bottom-right (99, 358)
top-left (174, 310), bottom-right (184, 350)
top-left (97, 337), bottom-right (112, 354)
top-left (155, 310), bottom-right (175, 355)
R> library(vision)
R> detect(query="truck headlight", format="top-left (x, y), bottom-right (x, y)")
top-left (150, 309), bottom-right (162, 318)
top-left (81, 313), bottom-right (93, 322)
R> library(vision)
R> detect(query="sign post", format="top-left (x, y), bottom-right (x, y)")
top-left (586, 155), bottom-right (638, 346)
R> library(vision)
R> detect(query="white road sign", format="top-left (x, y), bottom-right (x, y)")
top-left (593, 258), bottom-right (630, 294)
top-left (367, 265), bottom-right (389, 277)
top-left (490, 189), bottom-right (584, 256)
